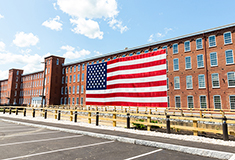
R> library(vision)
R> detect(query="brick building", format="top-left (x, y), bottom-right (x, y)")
top-left (0, 23), bottom-right (235, 110)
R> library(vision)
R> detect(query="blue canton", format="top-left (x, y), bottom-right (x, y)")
top-left (86, 62), bottom-right (107, 90)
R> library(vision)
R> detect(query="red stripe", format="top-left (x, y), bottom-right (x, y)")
top-left (107, 59), bottom-right (166, 73)
top-left (86, 91), bottom-right (167, 98)
top-left (107, 50), bottom-right (166, 65)
top-left (86, 101), bottom-right (168, 107)
top-left (107, 69), bottom-right (166, 81)
top-left (107, 80), bottom-right (166, 89)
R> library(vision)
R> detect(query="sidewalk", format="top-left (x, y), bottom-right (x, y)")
top-left (0, 113), bottom-right (235, 160)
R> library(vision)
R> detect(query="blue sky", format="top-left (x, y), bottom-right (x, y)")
top-left (0, 0), bottom-right (234, 79)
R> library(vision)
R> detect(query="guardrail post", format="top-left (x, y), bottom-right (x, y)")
top-left (127, 113), bottom-right (130, 129)
top-left (32, 109), bottom-right (35, 117)
top-left (55, 110), bottom-right (57, 119)
top-left (44, 110), bottom-right (47, 119)
top-left (113, 113), bottom-right (116, 127)
top-left (96, 112), bottom-right (99, 126)
top-left (74, 111), bottom-right (77, 122)
top-left (24, 108), bottom-right (26, 117)
top-left (9, 108), bottom-right (11, 115)
top-left (16, 108), bottom-right (18, 115)
top-left (200, 110), bottom-right (203, 118)
top-left (193, 120), bottom-right (198, 136)
top-left (3, 108), bottom-right (5, 114)
top-left (166, 115), bottom-right (170, 133)
top-left (58, 110), bottom-right (61, 120)
top-left (88, 112), bottom-right (91, 124)
top-left (70, 111), bottom-right (73, 121)
top-left (147, 116), bottom-right (151, 131)
top-left (223, 116), bottom-right (229, 141)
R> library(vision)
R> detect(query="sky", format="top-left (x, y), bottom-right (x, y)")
top-left (0, 0), bottom-right (235, 80)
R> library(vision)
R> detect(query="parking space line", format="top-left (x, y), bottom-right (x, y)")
top-left (3, 140), bottom-right (114, 160)
top-left (124, 149), bottom-right (163, 160)
top-left (0, 126), bottom-right (29, 129)
top-left (1, 131), bottom-right (60, 138)
top-left (1, 128), bottom-right (37, 132)
top-left (0, 135), bottom-right (83, 147)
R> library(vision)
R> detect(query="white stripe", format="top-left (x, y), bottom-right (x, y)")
top-left (3, 141), bottom-right (114, 160)
top-left (86, 86), bottom-right (167, 94)
top-left (2, 128), bottom-right (36, 132)
top-left (0, 135), bottom-right (83, 147)
top-left (107, 64), bottom-right (166, 77)
top-left (86, 97), bottom-right (167, 103)
top-left (1, 131), bottom-right (60, 138)
top-left (124, 149), bottom-right (163, 160)
top-left (108, 54), bottom-right (166, 69)
top-left (107, 75), bottom-right (166, 85)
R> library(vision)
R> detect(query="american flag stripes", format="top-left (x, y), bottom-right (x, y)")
top-left (86, 49), bottom-right (167, 107)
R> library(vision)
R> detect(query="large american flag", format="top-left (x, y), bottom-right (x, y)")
top-left (86, 49), bottom-right (167, 107)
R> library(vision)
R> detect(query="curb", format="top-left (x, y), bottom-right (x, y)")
top-left (1, 118), bottom-right (234, 160)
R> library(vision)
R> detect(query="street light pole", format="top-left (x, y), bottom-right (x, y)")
top-left (41, 61), bottom-right (46, 108)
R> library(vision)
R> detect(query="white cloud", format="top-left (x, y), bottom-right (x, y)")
top-left (13, 32), bottom-right (39, 47)
top-left (53, 3), bottom-right (57, 10)
top-left (94, 50), bottom-right (102, 55)
top-left (108, 18), bottom-right (128, 33)
top-left (61, 45), bottom-right (91, 59)
top-left (148, 27), bottom-right (173, 42)
top-left (20, 49), bottom-right (32, 54)
top-left (70, 18), bottom-right (103, 39)
top-left (0, 41), bottom-right (6, 51)
top-left (0, 14), bottom-right (4, 19)
top-left (0, 70), bottom-right (8, 80)
top-left (42, 16), bottom-right (63, 31)
top-left (148, 34), bottom-right (154, 43)
top-left (56, 0), bottom-right (127, 38)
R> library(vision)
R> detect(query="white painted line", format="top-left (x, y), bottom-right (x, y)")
top-left (3, 141), bottom-right (114, 160)
top-left (0, 126), bottom-right (28, 129)
top-left (1, 128), bottom-right (36, 132)
top-left (124, 149), bottom-right (163, 160)
top-left (0, 135), bottom-right (83, 147)
top-left (1, 131), bottom-right (60, 138)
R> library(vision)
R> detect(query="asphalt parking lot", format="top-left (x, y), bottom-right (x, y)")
top-left (0, 120), bottom-right (218, 160)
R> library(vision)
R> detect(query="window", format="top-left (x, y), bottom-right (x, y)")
top-left (96, 60), bottom-right (99, 63)
top-left (77, 74), bottom-right (80, 82)
top-left (144, 50), bottom-right (149, 53)
top-left (68, 98), bottom-right (71, 104)
top-left (73, 86), bottom-right (75, 94)
top-left (78, 64), bottom-right (80, 71)
top-left (129, 53), bottom-right (133, 56)
top-left (65, 76), bottom-right (68, 83)
top-left (64, 97), bottom-right (67, 105)
top-left (122, 54), bottom-right (126, 57)
top-left (196, 38), bottom-right (203, 49)
top-left (209, 35), bottom-right (216, 47)
top-left (69, 75), bottom-right (72, 83)
top-left (65, 87), bottom-right (67, 94)
top-left (210, 52), bottom-right (218, 66)
top-left (15, 91), bottom-right (17, 96)
top-left (211, 73), bottom-right (220, 88)
top-left (187, 96), bottom-right (194, 108)
top-left (82, 64), bottom-right (85, 70)
top-left (200, 96), bottom-right (207, 108)
top-left (73, 75), bottom-right (76, 82)
top-left (225, 50), bottom-right (234, 64)
top-left (185, 56), bottom-right (191, 69)
top-left (70, 66), bottom-right (72, 73)
top-left (17, 71), bottom-right (19, 75)
top-left (173, 58), bottom-right (179, 71)
top-left (136, 51), bottom-right (140, 55)
top-left (186, 76), bottom-right (193, 89)
top-left (82, 73), bottom-right (84, 81)
top-left (62, 76), bottom-right (64, 84)
top-left (230, 95), bottom-right (235, 109)
top-left (62, 68), bottom-right (65, 74)
top-left (69, 86), bottom-right (71, 94)
top-left (66, 67), bottom-right (68, 73)
top-left (166, 60), bottom-right (168, 71)
top-left (77, 86), bottom-right (79, 94)
top-left (72, 98), bottom-right (75, 105)
top-left (173, 43), bottom-right (178, 54)
top-left (167, 78), bottom-right (169, 90)
top-left (184, 41), bottom-right (190, 52)
top-left (174, 76), bottom-right (180, 89)
top-left (113, 57), bottom-right (116, 59)
top-left (153, 48), bottom-right (158, 51)
top-left (198, 74), bottom-right (205, 88)
top-left (15, 83), bottom-right (18, 89)
top-left (57, 59), bottom-right (59, 65)
top-left (102, 59), bottom-right (105, 62)
top-left (81, 97), bottom-right (83, 105)
top-left (162, 46), bottom-right (167, 54)
top-left (214, 95), bottom-right (221, 109)
top-left (76, 97), bottom-right (79, 104)
top-left (167, 96), bottom-right (169, 108)
top-left (224, 32), bottom-right (232, 44)
top-left (74, 65), bottom-right (76, 72)
top-left (61, 87), bottom-right (63, 95)
top-left (91, 62), bottom-right (94, 64)
top-left (175, 96), bottom-right (181, 108)
top-left (60, 98), bottom-right (63, 104)
top-left (81, 85), bottom-right (84, 93)
top-left (227, 72), bottom-right (235, 87)
top-left (197, 54), bottom-right (204, 68)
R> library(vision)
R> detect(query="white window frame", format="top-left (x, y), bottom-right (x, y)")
top-left (187, 95), bottom-right (194, 108)
top-left (225, 49), bottom-right (234, 65)
top-left (186, 75), bottom-right (193, 89)
top-left (227, 72), bottom-right (235, 87)
top-left (210, 52), bottom-right (218, 67)
top-left (184, 41), bottom-right (190, 52)
top-left (173, 43), bottom-right (178, 54)
top-left (196, 38), bottom-right (203, 50)
top-left (229, 95), bottom-right (235, 109)
top-left (224, 32), bottom-right (232, 45)
top-left (198, 74), bottom-right (205, 88)
top-left (185, 56), bottom-right (191, 69)
top-left (209, 35), bottom-right (216, 47)
top-left (174, 76), bottom-right (180, 89)
top-left (211, 73), bottom-right (220, 88)
top-left (197, 54), bottom-right (204, 68)
top-left (175, 96), bottom-right (181, 108)
top-left (173, 58), bottom-right (179, 71)
top-left (200, 95), bottom-right (207, 109)
top-left (213, 95), bottom-right (221, 109)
